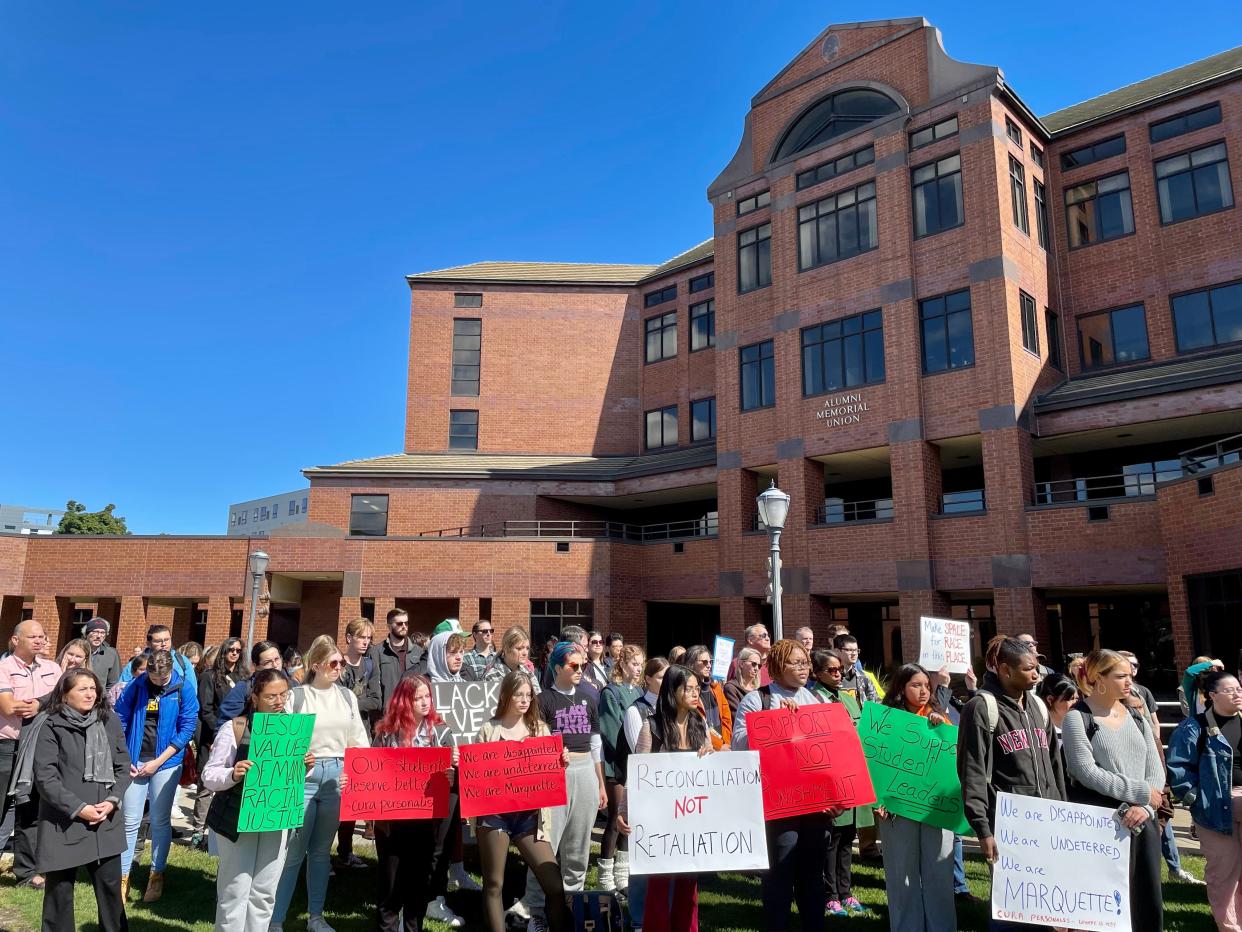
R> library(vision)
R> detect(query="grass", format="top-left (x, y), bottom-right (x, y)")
top-left (0, 839), bottom-right (1216, 931)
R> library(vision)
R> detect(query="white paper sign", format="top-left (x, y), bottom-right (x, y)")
top-left (992, 792), bottom-right (1131, 931)
top-left (711, 635), bottom-right (735, 682)
top-left (627, 750), bottom-right (768, 876)
top-left (918, 615), bottom-right (972, 674)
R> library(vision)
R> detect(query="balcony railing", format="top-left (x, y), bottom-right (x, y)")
top-left (1033, 471), bottom-right (1171, 505)
top-left (814, 498), bottom-right (893, 525)
top-left (415, 516), bottom-right (718, 543)
top-left (941, 489), bottom-right (986, 514)
top-left (1181, 433), bottom-right (1242, 474)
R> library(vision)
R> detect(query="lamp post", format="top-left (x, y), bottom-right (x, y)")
top-left (756, 480), bottom-right (790, 642)
top-left (246, 550), bottom-right (269, 654)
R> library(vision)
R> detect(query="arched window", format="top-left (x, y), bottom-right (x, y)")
top-left (772, 89), bottom-right (900, 162)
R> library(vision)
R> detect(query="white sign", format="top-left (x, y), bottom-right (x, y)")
top-left (992, 792), bottom-right (1131, 930)
top-left (711, 636), bottom-right (735, 682)
top-left (627, 751), bottom-right (768, 876)
top-left (918, 615), bottom-right (971, 674)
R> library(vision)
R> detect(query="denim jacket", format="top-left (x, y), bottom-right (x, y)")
top-left (1166, 709), bottom-right (1234, 835)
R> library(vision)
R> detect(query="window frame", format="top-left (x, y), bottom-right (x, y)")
top-left (736, 190), bottom-right (771, 216)
top-left (1149, 102), bottom-right (1222, 144)
top-left (908, 115), bottom-right (959, 151)
top-left (919, 288), bottom-right (975, 375)
top-left (690, 298), bottom-right (715, 352)
top-left (453, 293), bottom-right (482, 308)
top-left (644, 311), bottom-right (678, 364)
top-left (1153, 140), bottom-right (1234, 226)
top-left (800, 309), bottom-right (886, 397)
top-left (348, 494), bottom-right (390, 538)
top-left (644, 405), bottom-right (679, 450)
top-left (1060, 134), bottom-right (1127, 171)
top-left (1030, 142), bottom-right (1045, 169)
top-left (688, 271), bottom-right (715, 293)
top-left (1034, 179), bottom-right (1049, 249)
top-left (451, 317), bottom-right (482, 396)
top-left (1064, 170), bottom-right (1135, 249)
top-left (448, 409), bottom-right (479, 450)
top-left (795, 144), bottom-right (875, 191)
top-left (739, 339), bottom-right (776, 411)
top-left (737, 223), bottom-right (772, 294)
top-left (690, 397), bottom-right (717, 442)
top-left (1076, 304), bottom-right (1151, 371)
top-left (797, 179), bottom-right (879, 271)
top-left (1046, 309), bottom-right (1063, 370)
top-left (643, 285), bottom-right (677, 308)
top-left (1005, 116), bottom-right (1023, 147)
top-left (1019, 290), bottom-right (1039, 357)
top-left (1170, 279), bottom-right (1242, 354)
top-left (773, 88), bottom-right (901, 162)
top-left (1009, 155), bottom-right (1029, 235)
top-left (911, 152), bottom-right (965, 239)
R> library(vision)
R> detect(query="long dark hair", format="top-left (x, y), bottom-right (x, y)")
top-left (883, 663), bottom-right (938, 713)
top-left (213, 638), bottom-right (248, 692)
top-left (1038, 674), bottom-right (1079, 706)
top-left (653, 664), bottom-right (707, 751)
top-left (48, 669), bottom-right (110, 721)
top-left (242, 669), bottom-right (290, 717)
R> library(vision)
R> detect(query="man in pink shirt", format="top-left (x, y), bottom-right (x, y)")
top-left (0, 621), bottom-right (61, 885)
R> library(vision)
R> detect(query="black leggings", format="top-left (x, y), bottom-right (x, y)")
top-left (477, 825), bottom-right (569, 932)
top-left (602, 779), bottom-right (626, 858)
top-left (763, 813), bottom-right (830, 932)
top-left (42, 855), bottom-right (127, 932)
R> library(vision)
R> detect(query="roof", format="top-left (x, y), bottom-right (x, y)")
top-left (407, 261), bottom-right (657, 286)
top-left (1042, 45), bottom-right (1242, 135)
top-left (1034, 349), bottom-right (1242, 413)
top-left (304, 445), bottom-right (718, 482)
top-left (639, 239), bottom-right (715, 283)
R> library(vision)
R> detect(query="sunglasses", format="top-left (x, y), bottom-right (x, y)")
top-left (564, 661), bottom-right (583, 672)
top-left (477, 628), bottom-right (494, 634)
top-left (325, 659), bottom-right (343, 669)
top-left (823, 666), bottom-right (843, 674)
top-left (589, 639), bottom-right (603, 645)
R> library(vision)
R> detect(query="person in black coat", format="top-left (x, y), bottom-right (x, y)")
top-left (34, 669), bottom-right (133, 932)
top-left (191, 637), bottom-right (247, 848)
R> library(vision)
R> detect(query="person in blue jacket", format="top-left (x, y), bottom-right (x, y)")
top-left (114, 648), bottom-right (199, 904)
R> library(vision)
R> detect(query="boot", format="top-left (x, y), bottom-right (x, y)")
top-left (597, 857), bottom-right (615, 891)
top-left (613, 850), bottom-right (629, 894)
top-left (143, 870), bottom-right (164, 903)
top-left (120, 874), bottom-right (130, 901)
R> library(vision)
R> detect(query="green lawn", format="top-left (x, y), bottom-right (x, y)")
top-left (0, 841), bottom-right (1216, 931)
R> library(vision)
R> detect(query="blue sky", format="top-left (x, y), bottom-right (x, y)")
top-left (1, 2), bottom-right (1237, 534)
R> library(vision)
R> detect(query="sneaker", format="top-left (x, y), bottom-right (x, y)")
top-left (844, 896), bottom-right (870, 915)
top-left (425, 896), bottom-right (465, 928)
top-left (334, 853), bottom-right (367, 870)
top-left (307, 917), bottom-right (336, 932)
top-left (447, 861), bottom-right (483, 892)
top-left (527, 918), bottom-right (549, 932)
top-left (507, 898), bottom-right (531, 921)
top-left (826, 899), bottom-right (849, 917)
top-left (1174, 868), bottom-right (1206, 885)
top-left (956, 891), bottom-right (986, 906)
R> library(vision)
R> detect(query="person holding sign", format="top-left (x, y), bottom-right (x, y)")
top-left (370, 673), bottom-right (466, 931)
top-left (203, 668), bottom-right (314, 932)
top-left (597, 644), bottom-right (646, 894)
top-left (473, 671), bottom-right (571, 932)
top-left (875, 664), bottom-right (957, 932)
top-left (732, 639), bottom-right (841, 932)
top-left (114, 648), bottom-right (199, 903)
top-left (1063, 649), bottom-right (1166, 932)
top-left (271, 636), bottom-right (371, 932)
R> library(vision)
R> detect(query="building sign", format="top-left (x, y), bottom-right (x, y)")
top-left (816, 392), bottom-right (870, 427)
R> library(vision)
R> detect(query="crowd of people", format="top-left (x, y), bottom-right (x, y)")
top-left (0, 610), bottom-right (1235, 931)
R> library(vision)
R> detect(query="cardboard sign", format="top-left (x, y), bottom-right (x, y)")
top-left (433, 680), bottom-right (501, 744)
top-left (745, 702), bottom-right (876, 819)
top-left (237, 712), bottom-right (315, 833)
top-left (992, 792), bottom-right (1131, 930)
top-left (858, 702), bottom-right (970, 834)
top-left (627, 750), bottom-right (768, 876)
top-left (458, 735), bottom-right (567, 818)
top-left (918, 615), bottom-right (972, 674)
top-left (711, 636), bottom-right (735, 682)
top-left (341, 747), bottom-right (452, 820)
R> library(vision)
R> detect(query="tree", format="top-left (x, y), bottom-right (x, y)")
top-left (57, 500), bottom-right (131, 536)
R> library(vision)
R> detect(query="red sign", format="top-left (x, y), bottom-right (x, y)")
top-left (746, 702), bottom-right (876, 820)
top-left (458, 735), bottom-right (567, 818)
top-left (341, 747), bottom-right (452, 821)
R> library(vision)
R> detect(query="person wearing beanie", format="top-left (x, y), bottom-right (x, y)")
top-left (83, 619), bottom-right (122, 692)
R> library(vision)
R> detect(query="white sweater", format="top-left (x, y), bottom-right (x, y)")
top-left (288, 683), bottom-right (370, 759)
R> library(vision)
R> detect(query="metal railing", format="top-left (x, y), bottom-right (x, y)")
top-left (814, 498), bottom-right (893, 525)
top-left (941, 489), bottom-right (985, 514)
top-left (1180, 433), bottom-right (1242, 474)
top-left (1033, 470), bottom-right (1167, 505)
top-left (415, 516), bottom-right (719, 543)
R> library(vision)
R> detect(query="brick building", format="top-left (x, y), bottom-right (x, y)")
top-left (3, 19), bottom-right (1242, 686)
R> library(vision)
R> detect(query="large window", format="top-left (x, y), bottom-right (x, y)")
top-left (349, 494), bottom-right (389, 537)
top-left (796, 145), bottom-right (875, 190)
top-left (451, 318), bottom-right (481, 396)
top-left (909, 115), bottom-right (958, 151)
top-left (645, 311), bottom-right (677, 363)
top-left (740, 340), bottom-right (775, 411)
top-left (1172, 281), bottom-right (1242, 352)
top-left (1078, 305), bottom-right (1150, 369)
top-left (1009, 156), bottom-right (1029, 234)
top-left (1065, 171), bottom-right (1134, 247)
top-left (1046, 309), bottom-right (1063, 370)
top-left (1061, 134), bottom-right (1126, 170)
top-left (1030, 143), bottom-right (1045, 169)
top-left (912, 154), bottom-right (964, 237)
top-left (801, 310), bottom-right (885, 395)
top-left (449, 410), bottom-right (479, 450)
top-left (1005, 116), bottom-right (1023, 146)
top-left (1150, 103), bottom-right (1221, 144)
top-left (530, 600), bottom-right (593, 649)
top-left (690, 299), bottom-right (715, 351)
top-left (691, 397), bottom-right (716, 441)
top-left (453, 293), bottom-right (482, 308)
top-left (1155, 142), bottom-right (1233, 224)
top-left (644, 285), bottom-right (677, 308)
top-left (1034, 180), bottom-right (1049, 249)
top-left (737, 191), bottom-right (770, 216)
top-left (689, 271), bottom-right (714, 293)
top-left (920, 289), bottom-right (974, 373)
top-left (773, 89), bottom-right (900, 161)
top-left (645, 406), bottom-right (678, 449)
top-left (1020, 291), bottom-right (1039, 356)
top-left (798, 181), bottom-right (877, 270)
top-left (738, 223), bottom-right (771, 293)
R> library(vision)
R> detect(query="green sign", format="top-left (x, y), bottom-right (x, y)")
top-left (238, 712), bottom-right (316, 833)
top-left (858, 702), bottom-right (971, 835)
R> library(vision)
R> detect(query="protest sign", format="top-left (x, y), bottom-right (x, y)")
top-left (433, 680), bottom-right (501, 744)
top-left (458, 735), bottom-right (567, 818)
top-left (237, 712), bottom-right (315, 832)
top-left (918, 615), bottom-right (972, 674)
top-left (340, 747), bottom-right (452, 821)
top-left (992, 792), bottom-right (1131, 930)
top-left (627, 750), bottom-right (768, 876)
top-left (858, 702), bottom-right (970, 834)
top-left (746, 702), bottom-right (876, 819)
top-left (711, 635), bottom-right (735, 682)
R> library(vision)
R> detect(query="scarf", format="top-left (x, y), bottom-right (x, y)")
top-left (62, 707), bottom-right (114, 786)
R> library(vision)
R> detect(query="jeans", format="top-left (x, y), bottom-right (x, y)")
top-left (953, 834), bottom-right (968, 894)
top-left (272, 757), bottom-right (343, 922)
top-left (1198, 787), bottom-right (1242, 931)
top-left (1162, 818), bottom-right (1183, 872)
top-left (121, 760), bottom-right (182, 876)
top-left (627, 874), bottom-right (648, 929)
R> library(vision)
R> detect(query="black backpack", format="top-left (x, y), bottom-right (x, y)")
top-left (1065, 700), bottom-right (1151, 807)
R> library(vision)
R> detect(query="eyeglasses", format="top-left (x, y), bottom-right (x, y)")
top-left (1216, 687), bottom-right (1242, 696)
top-left (755, 633), bottom-right (771, 641)
top-left (696, 657), bottom-right (712, 666)
top-left (589, 639), bottom-right (603, 645)
top-left (325, 659), bottom-right (343, 669)
top-left (787, 661), bottom-right (811, 670)
top-left (683, 685), bottom-right (701, 694)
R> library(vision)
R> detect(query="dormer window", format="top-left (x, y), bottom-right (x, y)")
top-left (773, 89), bottom-right (901, 162)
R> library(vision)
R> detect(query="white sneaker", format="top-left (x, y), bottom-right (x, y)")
top-left (1174, 868), bottom-right (1206, 885)
top-left (507, 898), bottom-right (531, 921)
top-left (425, 896), bottom-right (465, 928)
top-left (447, 861), bottom-right (483, 892)
top-left (306, 918), bottom-right (336, 932)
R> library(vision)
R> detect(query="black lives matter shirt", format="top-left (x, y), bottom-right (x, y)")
top-left (538, 686), bottom-right (599, 754)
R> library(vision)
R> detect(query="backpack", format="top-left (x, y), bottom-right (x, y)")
top-left (976, 690), bottom-right (1049, 734)
top-left (1064, 700), bottom-right (1152, 808)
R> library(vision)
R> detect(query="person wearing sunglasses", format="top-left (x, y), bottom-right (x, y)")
top-left (583, 632), bottom-right (610, 692)
top-left (271, 636), bottom-right (371, 932)
top-left (462, 620), bottom-right (497, 681)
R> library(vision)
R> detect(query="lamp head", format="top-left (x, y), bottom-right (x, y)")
top-left (756, 481), bottom-right (790, 531)
top-left (249, 550), bottom-right (270, 577)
